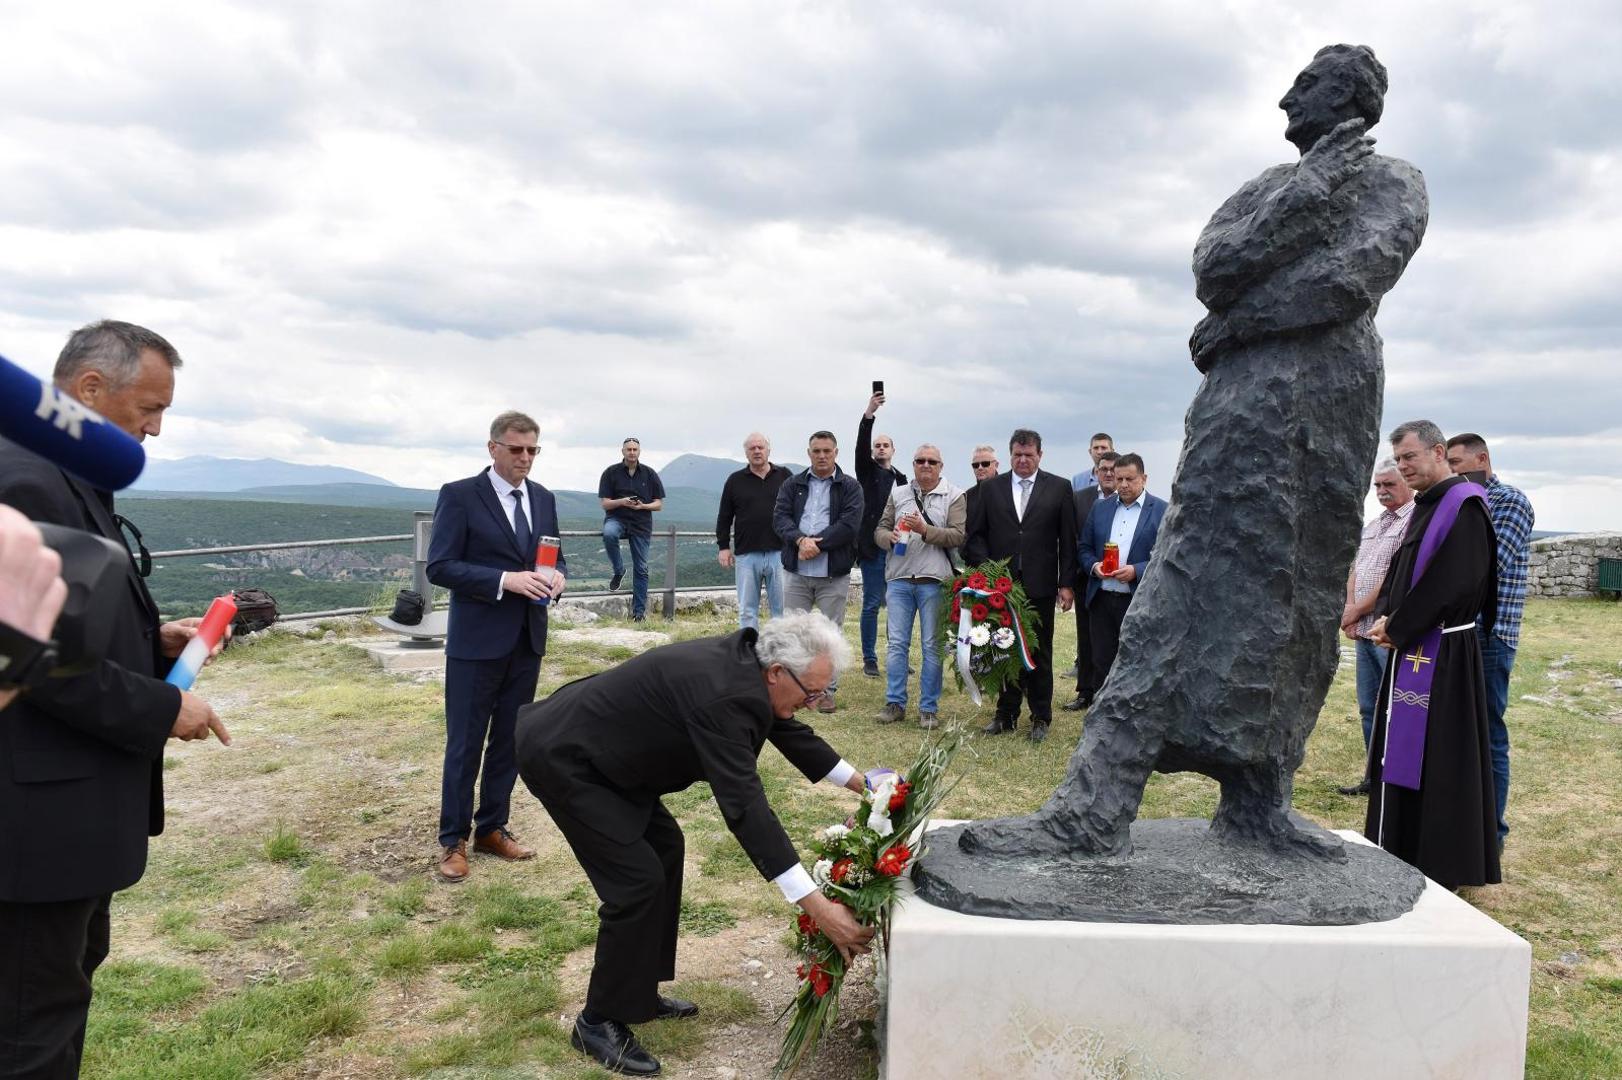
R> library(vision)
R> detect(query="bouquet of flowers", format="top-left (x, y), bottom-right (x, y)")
top-left (774, 729), bottom-right (964, 1077)
top-left (936, 557), bottom-right (1040, 704)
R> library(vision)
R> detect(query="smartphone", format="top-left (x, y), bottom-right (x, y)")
top-left (873, 380), bottom-right (884, 395)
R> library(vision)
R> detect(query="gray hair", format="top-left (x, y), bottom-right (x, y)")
top-left (1373, 456), bottom-right (1400, 477)
top-left (489, 410), bottom-right (539, 440)
top-left (53, 320), bottom-right (182, 389)
top-left (756, 611), bottom-right (850, 677)
top-left (1389, 419), bottom-right (1445, 449)
top-left (972, 444), bottom-right (996, 457)
top-left (743, 431), bottom-right (770, 451)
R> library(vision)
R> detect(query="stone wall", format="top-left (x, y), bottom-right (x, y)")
top-left (1527, 532), bottom-right (1622, 598)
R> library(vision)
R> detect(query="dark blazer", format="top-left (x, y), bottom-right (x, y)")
top-left (854, 414), bottom-right (907, 560)
top-left (516, 630), bottom-right (839, 879)
top-left (427, 469), bottom-right (566, 662)
top-left (772, 466), bottom-right (864, 577)
top-left (0, 438), bottom-right (179, 903)
top-left (964, 469), bottom-right (1077, 598)
top-left (1078, 492), bottom-right (1168, 608)
top-left (1072, 485), bottom-right (1102, 588)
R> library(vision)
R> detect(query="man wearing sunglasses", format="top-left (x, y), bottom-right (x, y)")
top-left (427, 411), bottom-right (567, 883)
top-left (874, 445), bottom-right (965, 729)
top-left (0, 320), bottom-right (230, 1077)
top-left (516, 612), bottom-right (875, 1076)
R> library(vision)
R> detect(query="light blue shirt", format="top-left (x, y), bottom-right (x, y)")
top-left (1100, 496), bottom-right (1144, 594)
top-left (797, 473), bottom-right (834, 577)
top-left (1072, 468), bottom-right (1095, 491)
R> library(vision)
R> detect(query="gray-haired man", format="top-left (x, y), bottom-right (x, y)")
top-left (516, 612), bottom-right (875, 1076)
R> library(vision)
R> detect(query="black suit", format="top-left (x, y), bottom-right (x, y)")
top-left (516, 631), bottom-right (839, 1023)
top-left (964, 469), bottom-right (1078, 726)
top-left (1071, 484), bottom-right (1103, 697)
top-left (0, 437), bottom-right (180, 1075)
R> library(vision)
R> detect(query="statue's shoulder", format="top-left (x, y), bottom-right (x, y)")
top-left (1360, 154), bottom-right (1427, 197)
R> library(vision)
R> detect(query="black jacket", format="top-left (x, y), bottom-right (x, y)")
top-left (772, 466), bottom-right (864, 578)
top-left (1073, 484), bottom-right (1103, 588)
top-left (515, 630), bottom-right (840, 879)
top-left (716, 464), bottom-right (792, 555)
top-left (964, 468), bottom-right (1078, 598)
top-left (854, 414), bottom-right (907, 560)
top-left (0, 438), bottom-right (180, 903)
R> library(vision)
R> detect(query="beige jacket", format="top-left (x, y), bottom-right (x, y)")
top-left (875, 480), bottom-right (966, 582)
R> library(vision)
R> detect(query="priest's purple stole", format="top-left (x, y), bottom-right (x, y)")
top-left (1383, 480), bottom-right (1487, 790)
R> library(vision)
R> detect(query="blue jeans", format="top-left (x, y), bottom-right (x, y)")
top-left (734, 551), bottom-right (783, 630)
top-left (602, 519), bottom-right (652, 618)
top-left (858, 552), bottom-right (887, 663)
top-left (1478, 628), bottom-right (1515, 843)
top-left (1355, 637), bottom-right (1389, 753)
top-left (885, 579), bottom-right (943, 713)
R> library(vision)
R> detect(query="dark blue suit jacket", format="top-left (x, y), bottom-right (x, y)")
top-left (427, 469), bottom-right (566, 662)
top-left (1078, 492), bottom-right (1167, 609)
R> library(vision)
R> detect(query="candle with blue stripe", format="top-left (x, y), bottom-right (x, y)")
top-left (165, 594), bottom-right (237, 689)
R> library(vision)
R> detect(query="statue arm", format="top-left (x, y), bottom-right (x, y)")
top-left (1192, 160), bottom-right (1427, 371)
top-left (1192, 165), bottom-right (1333, 311)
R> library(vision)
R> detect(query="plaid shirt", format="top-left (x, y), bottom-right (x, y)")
top-left (1353, 501), bottom-right (1415, 638)
top-left (1485, 475), bottom-right (1535, 649)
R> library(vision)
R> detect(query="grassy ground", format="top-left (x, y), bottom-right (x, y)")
top-left (82, 598), bottom-right (1621, 1078)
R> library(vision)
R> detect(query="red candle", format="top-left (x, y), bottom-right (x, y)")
top-left (1101, 542), bottom-right (1120, 575)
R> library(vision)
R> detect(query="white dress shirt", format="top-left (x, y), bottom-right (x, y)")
top-left (1100, 496), bottom-right (1144, 594)
top-left (1011, 471), bottom-right (1037, 522)
top-left (487, 467), bottom-right (533, 599)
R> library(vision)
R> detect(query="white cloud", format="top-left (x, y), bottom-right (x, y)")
top-left (0, 0), bottom-right (1617, 534)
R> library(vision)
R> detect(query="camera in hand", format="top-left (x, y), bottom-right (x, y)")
top-left (0, 523), bottom-right (130, 691)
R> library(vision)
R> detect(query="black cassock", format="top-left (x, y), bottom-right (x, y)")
top-left (1365, 475), bottom-right (1501, 888)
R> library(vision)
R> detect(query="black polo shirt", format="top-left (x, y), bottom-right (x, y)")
top-left (599, 462), bottom-right (665, 537)
top-left (716, 464), bottom-right (792, 554)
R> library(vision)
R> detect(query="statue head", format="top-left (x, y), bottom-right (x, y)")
top-left (1279, 44), bottom-right (1388, 153)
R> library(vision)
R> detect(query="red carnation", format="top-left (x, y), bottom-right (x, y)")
top-left (951, 599), bottom-right (961, 618)
top-left (888, 780), bottom-right (912, 812)
top-left (971, 603), bottom-right (989, 621)
top-left (993, 576), bottom-right (1013, 593)
top-left (988, 592), bottom-right (1007, 610)
top-left (797, 913), bottom-right (819, 937)
top-left (999, 610), bottom-right (1012, 627)
top-left (875, 844), bottom-right (912, 877)
top-left (830, 857), bottom-right (854, 884)
top-left (968, 572), bottom-right (989, 590)
top-left (808, 963), bottom-right (833, 998)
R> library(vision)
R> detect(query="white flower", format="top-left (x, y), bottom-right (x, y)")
top-left (968, 625), bottom-right (991, 647)
top-left (870, 777), bottom-right (897, 808)
top-left (811, 858), bottom-right (834, 885)
top-left (821, 823), bottom-right (850, 842)
top-left (869, 813), bottom-right (895, 839)
top-left (992, 627), bottom-right (1015, 650)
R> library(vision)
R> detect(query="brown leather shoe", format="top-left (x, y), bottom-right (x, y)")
top-left (474, 827), bottom-right (536, 861)
top-left (438, 840), bottom-right (469, 882)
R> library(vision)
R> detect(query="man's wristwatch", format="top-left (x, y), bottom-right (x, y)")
top-left (0, 620), bottom-right (59, 693)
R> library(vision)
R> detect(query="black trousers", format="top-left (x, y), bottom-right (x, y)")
top-left (0, 894), bottom-right (111, 1079)
top-left (1073, 586), bottom-right (1095, 696)
top-left (1088, 590), bottom-right (1133, 693)
top-left (526, 780), bottom-right (682, 1024)
top-left (440, 631), bottom-right (543, 848)
top-left (996, 592), bottom-right (1058, 725)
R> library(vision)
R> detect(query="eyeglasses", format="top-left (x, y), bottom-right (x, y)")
top-left (780, 665), bottom-right (829, 706)
top-left (494, 443), bottom-right (540, 457)
top-left (913, 457), bottom-right (940, 466)
top-left (972, 461), bottom-right (995, 469)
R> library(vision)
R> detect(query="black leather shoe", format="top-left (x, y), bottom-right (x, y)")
top-left (655, 994), bottom-right (699, 1020)
top-left (979, 717), bottom-right (1015, 736)
top-left (609, 571), bottom-right (624, 592)
top-left (1028, 722), bottom-right (1050, 744)
top-left (862, 658), bottom-right (881, 678)
top-left (1060, 695), bottom-right (1088, 712)
top-left (571, 1016), bottom-right (661, 1075)
top-left (1336, 779), bottom-right (1371, 796)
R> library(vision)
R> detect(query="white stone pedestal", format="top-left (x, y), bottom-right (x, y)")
top-left (886, 830), bottom-right (1530, 1079)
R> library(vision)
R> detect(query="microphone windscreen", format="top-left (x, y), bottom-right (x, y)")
top-left (0, 352), bottom-right (146, 491)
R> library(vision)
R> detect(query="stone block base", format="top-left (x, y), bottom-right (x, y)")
top-left (885, 830), bottom-right (1530, 1079)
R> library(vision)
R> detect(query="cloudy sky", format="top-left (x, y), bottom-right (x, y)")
top-left (2, 1), bottom-right (1618, 529)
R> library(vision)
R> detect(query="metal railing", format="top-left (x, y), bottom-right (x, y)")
top-left (152, 516), bottom-right (723, 623)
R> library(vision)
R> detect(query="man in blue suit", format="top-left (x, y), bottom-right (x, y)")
top-left (1078, 453), bottom-right (1166, 695)
top-left (427, 411), bottom-right (567, 882)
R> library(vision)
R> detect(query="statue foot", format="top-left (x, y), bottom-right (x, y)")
top-left (1208, 810), bottom-right (1347, 862)
top-left (956, 807), bottom-right (1129, 859)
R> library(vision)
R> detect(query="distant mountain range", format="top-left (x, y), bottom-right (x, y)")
top-left (134, 456), bottom-right (397, 491)
top-left (658, 453), bottom-right (807, 490)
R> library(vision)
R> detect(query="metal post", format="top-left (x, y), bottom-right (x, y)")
top-left (413, 511), bottom-right (434, 607)
top-left (662, 526), bottom-right (678, 620)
